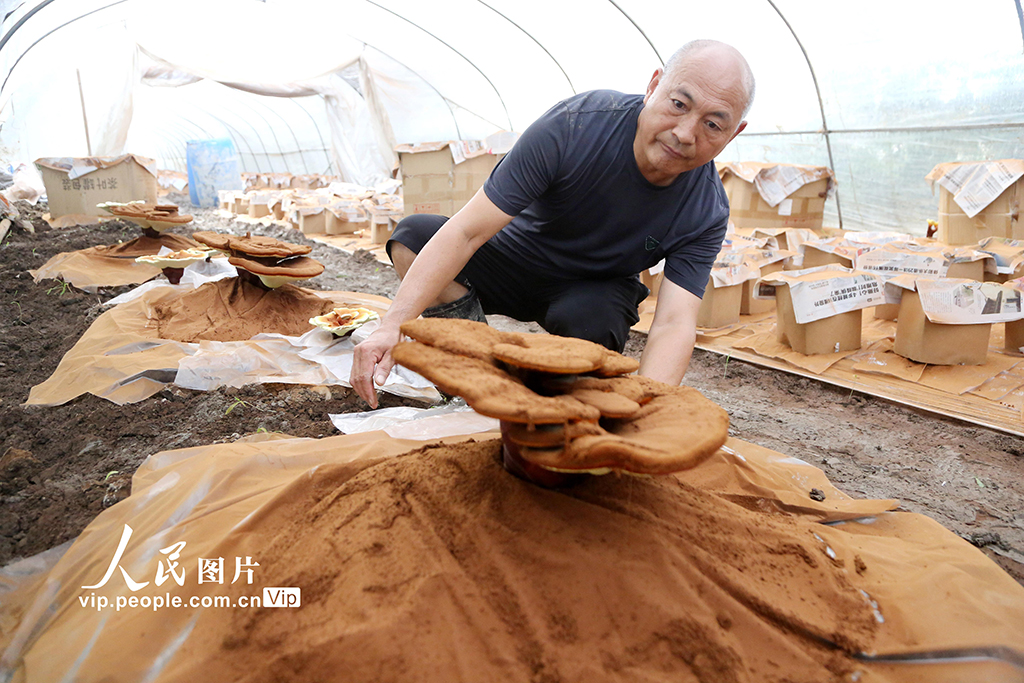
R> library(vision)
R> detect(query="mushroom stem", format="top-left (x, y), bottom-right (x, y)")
top-left (236, 267), bottom-right (272, 291)
top-left (499, 420), bottom-right (586, 488)
top-left (162, 267), bottom-right (185, 285)
top-left (142, 227), bottom-right (161, 239)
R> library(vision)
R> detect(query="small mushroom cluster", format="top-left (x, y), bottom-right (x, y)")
top-left (310, 306), bottom-right (380, 336)
top-left (192, 231), bottom-right (324, 289)
top-left (135, 248), bottom-right (210, 284)
top-left (392, 319), bottom-right (730, 485)
top-left (100, 202), bottom-right (193, 237)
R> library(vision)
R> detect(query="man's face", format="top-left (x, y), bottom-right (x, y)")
top-left (633, 50), bottom-right (748, 186)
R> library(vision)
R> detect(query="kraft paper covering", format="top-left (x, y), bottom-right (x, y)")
top-left (30, 249), bottom-right (161, 291)
top-left (731, 331), bottom-right (861, 374)
top-left (1, 420), bottom-right (1022, 683)
top-left (29, 234), bottom-right (207, 292)
top-left (25, 285), bottom-right (438, 407)
top-left (850, 340), bottom-right (928, 384)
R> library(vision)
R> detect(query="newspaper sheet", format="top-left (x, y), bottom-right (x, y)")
top-left (976, 236), bottom-right (1024, 274)
top-left (926, 159), bottom-right (1024, 218)
top-left (761, 267), bottom-right (886, 324)
top-left (855, 248), bottom-right (948, 280)
top-left (719, 162), bottom-right (834, 207)
top-left (886, 276), bottom-right (1024, 324)
top-left (801, 237), bottom-right (877, 263)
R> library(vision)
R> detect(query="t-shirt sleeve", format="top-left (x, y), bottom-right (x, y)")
top-left (483, 101), bottom-right (568, 216)
top-left (662, 176), bottom-right (730, 299)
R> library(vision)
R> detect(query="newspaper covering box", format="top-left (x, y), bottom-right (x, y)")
top-left (719, 162), bottom-right (833, 230)
top-left (761, 267), bottom-right (885, 355)
top-left (696, 259), bottom-right (760, 328)
top-left (926, 160), bottom-right (1024, 245)
top-left (893, 291), bottom-right (991, 365)
top-left (853, 242), bottom-right (989, 318)
top-left (713, 244), bottom-right (794, 315)
top-left (34, 155), bottom-right (159, 219)
top-left (397, 137), bottom-right (512, 218)
top-left (886, 277), bottom-right (1021, 365)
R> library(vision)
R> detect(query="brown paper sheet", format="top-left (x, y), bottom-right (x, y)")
top-left (850, 340), bottom-right (928, 383)
top-left (25, 286), bottom-right (394, 406)
top-left (30, 250), bottom-right (162, 290)
top-left (732, 330), bottom-right (859, 374)
top-left (29, 233), bottom-right (203, 290)
top-left (0, 427), bottom-right (1020, 683)
top-left (918, 354), bottom-right (1022, 395)
top-left (41, 213), bottom-right (119, 228)
top-left (969, 365), bottom-right (1024, 401)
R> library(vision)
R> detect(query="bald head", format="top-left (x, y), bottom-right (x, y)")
top-left (664, 40), bottom-right (755, 119)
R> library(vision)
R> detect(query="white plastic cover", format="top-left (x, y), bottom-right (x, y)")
top-left (0, 0), bottom-right (1022, 229)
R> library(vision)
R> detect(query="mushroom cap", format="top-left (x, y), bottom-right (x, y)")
top-left (135, 248), bottom-right (208, 268)
top-left (227, 254), bottom-right (324, 278)
top-left (309, 306), bottom-right (380, 336)
top-left (193, 231), bottom-right (311, 258)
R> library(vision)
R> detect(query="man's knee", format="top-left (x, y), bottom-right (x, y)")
top-left (389, 242), bottom-right (416, 278)
top-left (386, 214), bottom-right (447, 269)
top-left (542, 280), bottom-right (645, 353)
top-left (542, 303), bottom-right (633, 353)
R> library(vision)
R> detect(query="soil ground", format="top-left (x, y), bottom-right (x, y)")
top-left (2, 199), bottom-right (1022, 587)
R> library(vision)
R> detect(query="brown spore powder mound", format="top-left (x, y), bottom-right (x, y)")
top-left (151, 278), bottom-right (335, 343)
top-left (165, 441), bottom-right (878, 683)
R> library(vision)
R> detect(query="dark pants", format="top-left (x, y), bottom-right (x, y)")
top-left (387, 214), bottom-right (649, 353)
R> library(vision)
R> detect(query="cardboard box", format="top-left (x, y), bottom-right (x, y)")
top-left (775, 283), bottom-right (862, 354)
top-left (946, 259), bottom-right (985, 281)
top-left (397, 142), bottom-right (501, 218)
top-left (326, 211), bottom-right (366, 235)
top-left (741, 260), bottom-right (783, 315)
top-left (370, 220), bottom-right (394, 244)
top-left (873, 303), bottom-right (900, 321)
top-left (248, 203), bottom-right (271, 219)
top-left (893, 290), bottom-right (990, 365)
top-left (298, 210), bottom-right (326, 235)
top-left (930, 162), bottom-right (1024, 245)
top-left (1005, 319), bottom-right (1024, 354)
top-left (696, 279), bottom-right (742, 329)
top-left (35, 155), bottom-right (159, 219)
top-left (720, 169), bottom-right (829, 230)
top-left (801, 244), bottom-right (852, 270)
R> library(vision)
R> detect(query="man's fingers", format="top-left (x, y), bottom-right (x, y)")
top-left (351, 344), bottom-right (382, 408)
top-left (374, 352), bottom-right (395, 387)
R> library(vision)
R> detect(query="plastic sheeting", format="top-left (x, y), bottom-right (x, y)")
top-left (0, 0), bottom-right (1022, 228)
top-left (1, 424), bottom-right (1023, 682)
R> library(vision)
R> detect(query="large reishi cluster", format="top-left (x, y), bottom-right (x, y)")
top-left (192, 230), bottom-right (324, 288)
top-left (105, 202), bottom-right (194, 234)
top-left (392, 318), bottom-right (730, 477)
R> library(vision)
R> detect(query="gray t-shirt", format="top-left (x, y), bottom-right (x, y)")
top-left (483, 89), bottom-right (730, 298)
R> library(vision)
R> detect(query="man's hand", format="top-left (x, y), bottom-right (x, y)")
top-left (347, 190), bottom-right (516, 408)
top-left (351, 323), bottom-right (404, 408)
top-left (638, 278), bottom-right (701, 385)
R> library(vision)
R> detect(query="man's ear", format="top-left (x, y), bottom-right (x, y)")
top-left (643, 68), bottom-right (662, 104)
top-left (729, 120), bottom-right (748, 143)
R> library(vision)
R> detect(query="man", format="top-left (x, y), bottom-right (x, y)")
top-left (352, 40), bottom-right (753, 408)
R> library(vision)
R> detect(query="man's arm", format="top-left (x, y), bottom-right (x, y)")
top-left (637, 277), bottom-right (702, 385)
top-left (350, 190), bottom-right (514, 408)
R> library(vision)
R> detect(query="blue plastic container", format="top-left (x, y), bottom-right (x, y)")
top-left (186, 139), bottom-right (243, 208)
